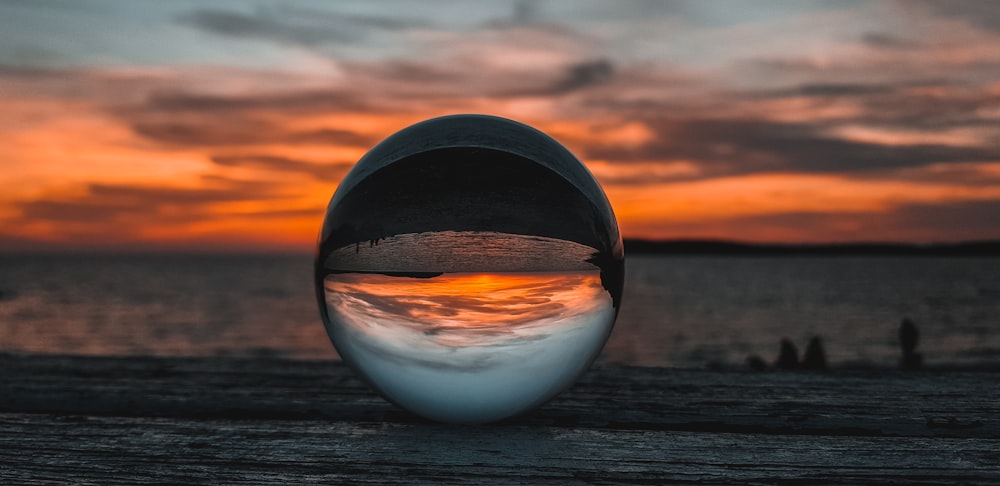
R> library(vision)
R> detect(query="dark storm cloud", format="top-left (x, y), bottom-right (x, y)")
top-left (795, 199), bottom-right (1000, 239)
top-left (767, 82), bottom-right (898, 97)
top-left (586, 118), bottom-right (1000, 175)
top-left (19, 200), bottom-right (137, 223)
top-left (177, 6), bottom-right (427, 46)
top-left (660, 199), bottom-right (1000, 242)
top-left (118, 58), bottom-right (619, 153)
top-left (287, 129), bottom-right (376, 147)
top-left (747, 57), bottom-right (817, 72)
top-left (10, 12), bottom-right (997, 198)
top-left (856, 163), bottom-right (1000, 187)
top-left (0, 64), bottom-right (61, 77)
top-left (244, 207), bottom-right (326, 219)
top-left (144, 89), bottom-right (373, 114)
top-left (355, 59), bottom-right (457, 85)
top-left (482, 0), bottom-right (588, 40)
top-left (180, 10), bottom-right (340, 44)
top-left (210, 154), bottom-right (354, 180)
top-left (335, 56), bottom-right (616, 100)
top-left (912, 0), bottom-right (1000, 33)
top-left (86, 181), bottom-right (285, 203)
top-left (550, 59), bottom-right (614, 93)
top-left (746, 52), bottom-right (1000, 87)
top-left (131, 120), bottom-right (374, 147)
top-left (745, 78), bottom-right (963, 102)
top-left (892, 199), bottom-right (1000, 232)
top-left (18, 179), bottom-right (288, 224)
top-left (748, 78), bottom-right (1000, 129)
top-left (579, 66), bottom-right (1000, 179)
top-left (137, 58), bottom-right (615, 115)
top-left (860, 32), bottom-right (920, 49)
top-left (817, 81), bottom-right (1000, 130)
top-left (131, 120), bottom-right (269, 146)
top-left (594, 172), bottom-right (701, 186)
top-left (489, 58), bottom-right (616, 98)
top-left (511, 0), bottom-right (540, 24)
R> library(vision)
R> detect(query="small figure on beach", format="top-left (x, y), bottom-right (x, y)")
top-left (746, 354), bottom-right (768, 371)
top-left (748, 336), bottom-right (828, 371)
top-left (801, 336), bottom-right (827, 370)
top-left (775, 338), bottom-right (799, 370)
top-left (900, 318), bottom-right (922, 370)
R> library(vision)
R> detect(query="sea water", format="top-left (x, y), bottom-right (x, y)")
top-left (1, 254), bottom-right (998, 369)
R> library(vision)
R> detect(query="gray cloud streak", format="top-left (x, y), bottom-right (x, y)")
top-left (177, 6), bottom-right (428, 46)
top-left (587, 118), bottom-right (1000, 176)
top-left (211, 155), bottom-right (354, 180)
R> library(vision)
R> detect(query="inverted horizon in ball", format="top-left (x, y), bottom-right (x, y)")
top-left (316, 114), bottom-right (624, 423)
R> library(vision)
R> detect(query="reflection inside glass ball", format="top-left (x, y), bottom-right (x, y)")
top-left (316, 115), bottom-right (623, 423)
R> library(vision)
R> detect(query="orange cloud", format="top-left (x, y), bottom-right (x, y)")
top-left (605, 171), bottom-right (1000, 242)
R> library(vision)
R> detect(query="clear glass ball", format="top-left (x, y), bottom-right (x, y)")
top-left (316, 115), bottom-right (624, 423)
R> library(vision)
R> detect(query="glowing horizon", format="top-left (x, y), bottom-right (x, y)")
top-left (2, 0), bottom-right (999, 251)
top-left (325, 271), bottom-right (609, 345)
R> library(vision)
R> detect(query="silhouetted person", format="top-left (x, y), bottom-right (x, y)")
top-left (900, 318), bottom-right (923, 370)
top-left (802, 336), bottom-right (827, 370)
top-left (776, 338), bottom-right (799, 370)
top-left (746, 355), bottom-right (768, 371)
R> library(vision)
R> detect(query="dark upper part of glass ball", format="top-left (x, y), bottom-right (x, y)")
top-left (318, 114), bottom-right (622, 259)
top-left (316, 115), bottom-right (624, 308)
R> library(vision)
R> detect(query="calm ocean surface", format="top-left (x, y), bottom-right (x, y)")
top-left (1, 254), bottom-right (998, 368)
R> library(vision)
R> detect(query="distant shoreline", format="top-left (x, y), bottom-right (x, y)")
top-left (624, 239), bottom-right (1000, 256)
top-left (1, 238), bottom-right (999, 257)
top-left (3, 352), bottom-right (1000, 373)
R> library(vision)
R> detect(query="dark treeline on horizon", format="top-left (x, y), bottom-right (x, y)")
top-left (2, 239), bottom-right (1000, 257)
top-left (623, 239), bottom-right (1000, 256)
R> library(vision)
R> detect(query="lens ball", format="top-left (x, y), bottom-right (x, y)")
top-left (316, 114), bottom-right (624, 423)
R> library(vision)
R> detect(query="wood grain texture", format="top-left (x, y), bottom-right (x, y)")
top-left (2, 354), bottom-right (998, 484)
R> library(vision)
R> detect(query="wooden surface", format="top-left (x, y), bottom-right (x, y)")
top-left (2, 353), bottom-right (998, 484)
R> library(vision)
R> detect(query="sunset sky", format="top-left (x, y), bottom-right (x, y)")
top-left (1, 0), bottom-right (999, 251)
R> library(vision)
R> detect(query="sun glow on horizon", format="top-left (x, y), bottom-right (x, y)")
top-left (324, 271), bottom-right (612, 357)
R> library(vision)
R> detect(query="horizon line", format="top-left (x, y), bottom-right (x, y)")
top-left (1, 238), bottom-right (999, 257)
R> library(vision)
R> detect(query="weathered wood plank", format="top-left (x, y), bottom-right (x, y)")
top-left (2, 354), bottom-right (999, 484)
top-left (2, 413), bottom-right (998, 485)
top-left (3, 354), bottom-right (997, 437)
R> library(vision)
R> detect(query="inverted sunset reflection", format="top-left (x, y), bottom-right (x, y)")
top-left (323, 269), bottom-right (616, 423)
top-left (324, 271), bottom-right (611, 352)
